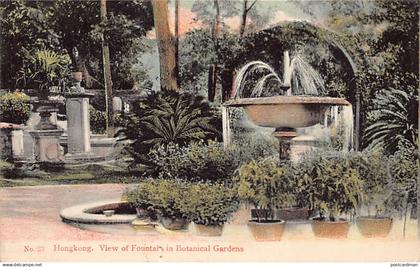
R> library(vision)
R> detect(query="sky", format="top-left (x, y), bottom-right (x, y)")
top-left (149, 0), bottom-right (311, 36)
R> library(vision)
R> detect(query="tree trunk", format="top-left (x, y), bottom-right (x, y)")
top-left (418, 93), bottom-right (420, 240)
top-left (152, 0), bottom-right (178, 92)
top-left (100, 0), bottom-right (115, 137)
top-left (240, 0), bottom-right (257, 37)
top-left (221, 68), bottom-right (236, 102)
top-left (175, 0), bottom-right (180, 88)
top-left (208, 0), bottom-right (220, 102)
top-left (239, 0), bottom-right (248, 36)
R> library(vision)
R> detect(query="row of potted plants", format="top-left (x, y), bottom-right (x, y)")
top-left (124, 146), bottom-right (414, 240)
top-left (236, 148), bottom-right (405, 240)
top-left (125, 179), bottom-right (239, 236)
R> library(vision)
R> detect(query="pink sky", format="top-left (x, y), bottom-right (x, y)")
top-left (147, 6), bottom-right (301, 38)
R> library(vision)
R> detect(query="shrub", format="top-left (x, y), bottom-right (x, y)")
top-left (116, 91), bottom-right (221, 164)
top-left (126, 179), bottom-right (194, 219)
top-left (230, 132), bottom-right (278, 164)
top-left (148, 141), bottom-right (236, 183)
top-left (346, 149), bottom-right (392, 216)
top-left (148, 134), bottom-right (278, 184)
top-left (387, 142), bottom-right (418, 217)
top-left (296, 151), bottom-right (364, 221)
top-left (189, 183), bottom-right (239, 226)
top-left (235, 158), bottom-right (295, 222)
top-left (0, 92), bottom-right (31, 124)
top-left (89, 106), bottom-right (106, 134)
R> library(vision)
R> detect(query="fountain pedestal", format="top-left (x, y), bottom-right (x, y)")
top-left (272, 128), bottom-right (297, 161)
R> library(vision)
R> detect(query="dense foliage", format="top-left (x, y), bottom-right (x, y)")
top-left (89, 106), bottom-right (106, 134)
top-left (387, 143), bottom-right (418, 217)
top-left (117, 91), bottom-right (221, 164)
top-left (126, 179), bottom-right (194, 219)
top-left (148, 134), bottom-right (278, 183)
top-left (148, 141), bottom-right (235, 183)
top-left (0, 92), bottom-right (31, 124)
top-left (0, 0), bottom-right (153, 90)
top-left (364, 88), bottom-right (418, 154)
top-left (188, 183), bottom-right (239, 226)
top-left (235, 159), bottom-right (295, 222)
top-left (346, 149), bottom-right (391, 216)
top-left (17, 49), bottom-right (71, 99)
top-left (296, 151), bottom-right (364, 221)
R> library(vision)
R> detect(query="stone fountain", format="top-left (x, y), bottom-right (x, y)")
top-left (224, 51), bottom-right (351, 161)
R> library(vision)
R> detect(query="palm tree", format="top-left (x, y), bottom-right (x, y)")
top-left (17, 48), bottom-right (70, 100)
top-left (364, 88), bottom-right (418, 154)
top-left (117, 91), bottom-right (221, 163)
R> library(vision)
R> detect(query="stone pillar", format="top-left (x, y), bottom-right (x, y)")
top-left (222, 106), bottom-right (231, 149)
top-left (65, 93), bottom-right (94, 159)
top-left (11, 129), bottom-right (24, 158)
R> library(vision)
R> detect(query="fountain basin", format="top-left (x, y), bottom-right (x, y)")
top-left (224, 96), bottom-right (350, 128)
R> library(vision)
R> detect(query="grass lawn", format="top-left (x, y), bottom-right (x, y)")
top-left (0, 160), bottom-right (145, 187)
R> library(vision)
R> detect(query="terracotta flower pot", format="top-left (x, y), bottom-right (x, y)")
top-left (311, 218), bottom-right (350, 239)
top-left (247, 220), bottom-right (286, 241)
top-left (356, 216), bottom-right (393, 238)
top-left (195, 224), bottom-right (224, 236)
top-left (160, 216), bottom-right (190, 230)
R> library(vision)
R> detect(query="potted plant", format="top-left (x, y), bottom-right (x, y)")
top-left (126, 179), bottom-right (193, 230)
top-left (275, 162), bottom-right (311, 221)
top-left (148, 179), bottom-right (193, 230)
top-left (247, 161), bottom-right (310, 221)
top-left (298, 151), bottom-right (364, 239)
top-left (124, 183), bottom-right (157, 221)
top-left (189, 183), bottom-right (239, 236)
top-left (17, 48), bottom-right (70, 131)
top-left (18, 48), bottom-right (70, 100)
top-left (386, 143), bottom-right (418, 237)
top-left (235, 158), bottom-right (294, 241)
top-left (349, 150), bottom-right (394, 238)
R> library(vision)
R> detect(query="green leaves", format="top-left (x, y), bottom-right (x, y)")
top-left (296, 151), bottom-right (364, 221)
top-left (125, 179), bottom-right (238, 225)
top-left (235, 159), bottom-right (295, 220)
top-left (16, 48), bottom-right (71, 98)
top-left (0, 92), bottom-right (30, 124)
top-left (148, 140), bottom-right (236, 183)
top-left (117, 91), bottom-right (222, 164)
top-left (364, 88), bottom-right (418, 154)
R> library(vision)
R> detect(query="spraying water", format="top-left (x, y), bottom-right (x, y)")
top-left (233, 50), bottom-right (326, 98)
top-left (233, 61), bottom-right (282, 98)
top-left (230, 50), bottom-right (354, 151)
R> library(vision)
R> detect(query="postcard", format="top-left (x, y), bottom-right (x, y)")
top-left (0, 0), bottom-right (419, 264)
